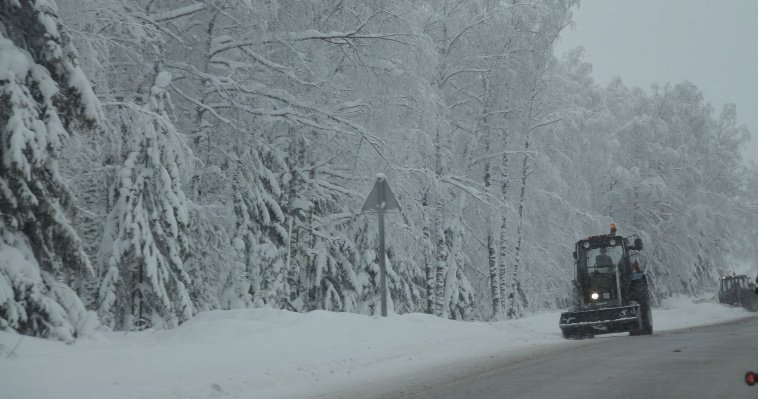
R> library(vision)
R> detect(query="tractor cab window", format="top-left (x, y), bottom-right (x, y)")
top-left (586, 246), bottom-right (623, 274)
top-left (723, 277), bottom-right (749, 291)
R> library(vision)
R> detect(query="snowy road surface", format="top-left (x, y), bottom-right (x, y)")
top-left (0, 296), bottom-right (754, 399)
top-left (339, 317), bottom-right (758, 399)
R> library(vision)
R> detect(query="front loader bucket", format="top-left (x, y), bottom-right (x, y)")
top-left (560, 305), bottom-right (641, 337)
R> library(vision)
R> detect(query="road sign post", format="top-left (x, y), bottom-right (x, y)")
top-left (378, 205), bottom-right (386, 317)
top-left (361, 174), bottom-right (400, 317)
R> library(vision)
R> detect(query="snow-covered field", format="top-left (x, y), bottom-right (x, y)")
top-left (0, 296), bottom-right (753, 399)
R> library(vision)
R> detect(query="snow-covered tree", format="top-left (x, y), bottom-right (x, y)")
top-left (98, 71), bottom-right (193, 330)
top-left (230, 141), bottom-right (288, 308)
top-left (0, 0), bottom-right (101, 341)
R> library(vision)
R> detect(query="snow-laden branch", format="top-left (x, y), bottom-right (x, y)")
top-left (167, 84), bottom-right (232, 126)
top-left (211, 30), bottom-right (416, 57)
top-left (237, 47), bottom-right (317, 87)
top-left (250, 88), bottom-right (388, 155)
top-left (150, 3), bottom-right (205, 22)
top-left (439, 69), bottom-right (490, 88)
top-left (102, 101), bottom-right (163, 120)
top-left (439, 175), bottom-right (495, 207)
top-left (446, 92), bottom-right (485, 110)
top-left (468, 150), bottom-right (538, 167)
top-left (282, 30), bottom-right (414, 43)
top-left (445, 13), bottom-right (487, 58)
top-left (527, 117), bottom-right (562, 135)
top-left (181, 42), bottom-right (316, 87)
top-left (166, 63), bottom-right (383, 153)
top-left (128, 13), bottom-right (185, 43)
top-left (207, 97), bottom-right (386, 158)
top-left (310, 179), bottom-right (360, 198)
top-left (204, 6), bottom-right (419, 70)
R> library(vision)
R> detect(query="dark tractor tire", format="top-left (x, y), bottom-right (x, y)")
top-left (629, 282), bottom-right (653, 336)
top-left (741, 291), bottom-right (758, 312)
top-left (562, 327), bottom-right (592, 340)
top-left (640, 300), bottom-right (653, 335)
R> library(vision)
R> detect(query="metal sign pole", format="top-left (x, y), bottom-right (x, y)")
top-left (361, 174), bottom-right (400, 318)
top-left (378, 205), bottom-right (387, 317)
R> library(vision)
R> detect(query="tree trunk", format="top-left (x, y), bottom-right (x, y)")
top-left (422, 190), bottom-right (435, 314)
top-left (498, 121), bottom-right (511, 313)
top-left (488, 231), bottom-right (500, 315)
top-left (499, 215), bottom-right (509, 313)
top-left (508, 138), bottom-right (530, 318)
top-left (190, 11), bottom-right (218, 203)
top-left (434, 194), bottom-right (447, 317)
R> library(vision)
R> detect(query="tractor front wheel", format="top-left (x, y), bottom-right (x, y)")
top-left (562, 327), bottom-right (592, 340)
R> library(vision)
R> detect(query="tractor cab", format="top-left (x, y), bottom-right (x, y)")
top-left (573, 232), bottom-right (643, 309)
top-left (719, 274), bottom-right (757, 311)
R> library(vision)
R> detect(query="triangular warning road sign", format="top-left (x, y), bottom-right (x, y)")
top-left (361, 175), bottom-right (400, 212)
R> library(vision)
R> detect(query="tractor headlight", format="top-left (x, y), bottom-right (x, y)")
top-left (591, 292), bottom-right (599, 300)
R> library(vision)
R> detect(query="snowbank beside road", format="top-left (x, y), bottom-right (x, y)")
top-left (0, 296), bottom-right (752, 399)
top-left (654, 294), bottom-right (755, 331)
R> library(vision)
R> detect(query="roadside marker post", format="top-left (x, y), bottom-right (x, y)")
top-left (361, 174), bottom-right (401, 317)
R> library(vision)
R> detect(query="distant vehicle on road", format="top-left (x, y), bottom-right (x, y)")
top-left (718, 274), bottom-right (757, 312)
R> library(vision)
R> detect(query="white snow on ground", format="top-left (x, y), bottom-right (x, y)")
top-left (0, 295), bottom-right (753, 399)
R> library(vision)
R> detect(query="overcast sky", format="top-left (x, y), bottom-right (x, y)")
top-left (554, 0), bottom-right (758, 165)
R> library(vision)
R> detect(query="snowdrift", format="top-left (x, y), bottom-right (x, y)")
top-left (0, 295), bottom-right (751, 399)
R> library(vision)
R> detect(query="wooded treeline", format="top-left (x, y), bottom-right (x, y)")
top-left (1, 0), bottom-right (755, 341)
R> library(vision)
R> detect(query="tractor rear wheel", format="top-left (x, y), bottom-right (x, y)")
top-left (640, 299), bottom-right (653, 335)
top-left (630, 282), bottom-right (653, 336)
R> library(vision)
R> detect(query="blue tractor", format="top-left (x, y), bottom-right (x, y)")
top-left (559, 224), bottom-right (653, 339)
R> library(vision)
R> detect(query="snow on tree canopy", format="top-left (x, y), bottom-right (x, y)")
top-left (0, 0), bottom-right (751, 339)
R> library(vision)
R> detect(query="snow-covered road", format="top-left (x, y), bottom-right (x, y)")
top-left (341, 317), bottom-right (757, 399)
top-left (0, 295), bottom-right (753, 399)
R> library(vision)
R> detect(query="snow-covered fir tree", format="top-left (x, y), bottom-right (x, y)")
top-left (0, 0), bottom-right (101, 341)
top-left (98, 70), bottom-right (193, 330)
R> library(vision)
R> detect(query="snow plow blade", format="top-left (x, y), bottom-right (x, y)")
top-left (559, 305), bottom-right (641, 338)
